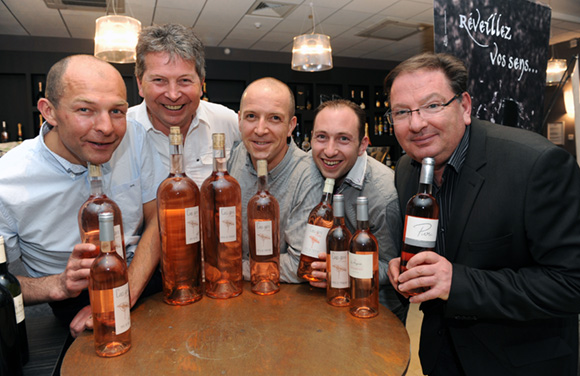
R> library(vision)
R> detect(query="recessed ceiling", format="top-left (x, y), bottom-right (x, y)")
top-left (43, 0), bottom-right (124, 13)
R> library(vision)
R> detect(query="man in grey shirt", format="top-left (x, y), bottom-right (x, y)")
top-left (309, 99), bottom-right (407, 323)
top-left (227, 77), bottom-right (323, 283)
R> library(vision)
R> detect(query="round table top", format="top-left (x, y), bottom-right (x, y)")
top-left (62, 283), bottom-right (410, 375)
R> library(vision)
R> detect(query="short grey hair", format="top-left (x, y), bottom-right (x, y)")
top-left (135, 23), bottom-right (206, 81)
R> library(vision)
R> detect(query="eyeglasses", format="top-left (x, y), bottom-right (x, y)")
top-left (385, 92), bottom-right (463, 125)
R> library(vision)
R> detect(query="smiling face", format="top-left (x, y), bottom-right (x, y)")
top-left (39, 56), bottom-right (128, 166)
top-left (137, 51), bottom-right (203, 135)
top-left (311, 105), bottom-right (368, 184)
top-left (389, 68), bottom-right (471, 171)
top-left (238, 78), bottom-right (296, 171)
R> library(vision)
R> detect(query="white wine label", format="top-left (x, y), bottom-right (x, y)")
top-left (404, 215), bottom-right (438, 248)
top-left (113, 283), bottom-right (131, 334)
top-left (349, 253), bottom-right (373, 279)
top-left (219, 206), bottom-right (237, 243)
top-left (185, 206), bottom-right (200, 244)
top-left (330, 251), bottom-right (349, 288)
top-left (13, 293), bottom-right (25, 324)
top-left (114, 224), bottom-right (124, 259)
top-left (255, 220), bottom-right (273, 256)
top-left (0, 245), bottom-right (6, 264)
top-left (301, 224), bottom-right (330, 258)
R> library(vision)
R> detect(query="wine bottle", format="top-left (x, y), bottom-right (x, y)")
top-left (301, 135), bottom-right (311, 152)
top-left (78, 163), bottom-right (125, 259)
top-left (248, 159), bottom-right (280, 296)
top-left (0, 283), bottom-right (22, 376)
top-left (17, 123), bottom-right (22, 142)
top-left (359, 90), bottom-right (366, 110)
top-left (399, 157), bottom-right (439, 296)
top-left (1, 121), bottom-right (8, 143)
top-left (200, 133), bottom-right (243, 299)
top-left (202, 82), bottom-right (209, 102)
top-left (36, 81), bottom-right (45, 103)
top-left (375, 91), bottom-right (381, 108)
top-left (349, 197), bottom-right (379, 318)
top-left (157, 127), bottom-right (202, 305)
top-left (89, 212), bottom-right (131, 357)
top-left (297, 178), bottom-right (334, 281)
top-left (0, 236), bottom-right (28, 364)
top-left (326, 194), bottom-right (352, 307)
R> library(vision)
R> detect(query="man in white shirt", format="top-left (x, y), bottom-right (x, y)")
top-left (128, 23), bottom-right (240, 187)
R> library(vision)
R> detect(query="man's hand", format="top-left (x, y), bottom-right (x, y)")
top-left (309, 252), bottom-right (327, 288)
top-left (394, 251), bottom-right (452, 303)
top-left (57, 243), bottom-right (98, 300)
top-left (69, 305), bottom-right (93, 338)
top-left (387, 257), bottom-right (410, 299)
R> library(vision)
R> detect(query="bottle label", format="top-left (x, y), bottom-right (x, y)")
top-left (255, 220), bottom-right (273, 256)
top-left (349, 253), bottom-right (373, 279)
top-left (330, 251), bottom-right (349, 288)
top-left (219, 206), bottom-right (237, 243)
top-left (301, 224), bottom-right (330, 258)
top-left (113, 283), bottom-right (131, 334)
top-left (404, 215), bottom-right (438, 248)
top-left (185, 206), bottom-right (200, 244)
top-left (0, 246), bottom-right (5, 264)
top-left (13, 293), bottom-right (25, 324)
top-left (114, 224), bottom-right (124, 259)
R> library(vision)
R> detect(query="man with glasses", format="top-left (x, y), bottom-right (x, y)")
top-left (386, 52), bottom-right (580, 376)
top-left (129, 23), bottom-right (240, 186)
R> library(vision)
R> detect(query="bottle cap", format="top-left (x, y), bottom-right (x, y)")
top-left (98, 212), bottom-right (115, 242)
top-left (323, 178), bottom-right (335, 194)
top-left (212, 133), bottom-right (225, 149)
top-left (257, 160), bottom-right (267, 177)
top-left (356, 196), bottom-right (369, 221)
top-left (88, 163), bottom-right (102, 178)
top-left (420, 157), bottom-right (436, 185)
top-left (333, 194), bottom-right (345, 217)
top-left (169, 126), bottom-right (182, 146)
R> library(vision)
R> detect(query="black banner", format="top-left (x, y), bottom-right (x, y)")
top-left (434, 0), bottom-right (551, 133)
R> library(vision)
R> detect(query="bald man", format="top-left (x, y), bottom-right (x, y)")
top-left (0, 55), bottom-right (166, 336)
top-left (228, 77), bottom-right (324, 283)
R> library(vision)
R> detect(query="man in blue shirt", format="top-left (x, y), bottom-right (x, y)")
top-left (0, 55), bottom-right (165, 337)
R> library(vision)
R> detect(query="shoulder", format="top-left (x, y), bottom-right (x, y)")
top-left (199, 101), bottom-right (238, 122)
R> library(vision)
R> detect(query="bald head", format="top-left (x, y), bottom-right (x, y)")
top-left (240, 77), bottom-right (295, 120)
top-left (45, 55), bottom-right (126, 108)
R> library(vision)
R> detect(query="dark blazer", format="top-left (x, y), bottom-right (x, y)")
top-left (395, 118), bottom-right (580, 376)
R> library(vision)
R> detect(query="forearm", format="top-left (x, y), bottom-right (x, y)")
top-left (18, 274), bottom-right (71, 305)
top-left (127, 201), bottom-right (160, 306)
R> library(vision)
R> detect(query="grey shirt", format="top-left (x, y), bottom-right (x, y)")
top-left (228, 141), bottom-right (324, 283)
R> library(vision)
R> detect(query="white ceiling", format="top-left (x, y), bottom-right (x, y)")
top-left (1, 0), bottom-right (579, 62)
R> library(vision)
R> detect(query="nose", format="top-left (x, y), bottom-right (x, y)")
top-left (254, 118), bottom-right (268, 136)
top-left (408, 110), bottom-right (428, 133)
top-left (324, 138), bottom-right (338, 157)
top-left (93, 112), bottom-right (114, 135)
top-left (165, 81), bottom-right (181, 101)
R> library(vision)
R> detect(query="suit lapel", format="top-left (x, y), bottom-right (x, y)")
top-left (445, 121), bottom-right (486, 262)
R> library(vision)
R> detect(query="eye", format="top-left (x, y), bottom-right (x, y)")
top-left (245, 113), bottom-right (256, 120)
top-left (339, 136), bottom-right (350, 143)
top-left (111, 109), bottom-right (125, 116)
top-left (271, 115), bottom-right (282, 122)
top-left (315, 134), bottom-right (327, 140)
top-left (393, 109), bottom-right (410, 118)
top-left (424, 103), bottom-right (442, 110)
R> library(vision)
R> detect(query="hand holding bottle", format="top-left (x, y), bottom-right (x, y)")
top-left (388, 251), bottom-right (452, 303)
top-left (58, 243), bottom-right (98, 300)
top-left (309, 252), bottom-right (327, 288)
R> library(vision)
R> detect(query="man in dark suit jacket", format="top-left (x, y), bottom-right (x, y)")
top-left (386, 52), bottom-right (580, 376)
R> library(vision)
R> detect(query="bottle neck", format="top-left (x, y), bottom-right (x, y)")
top-left (89, 176), bottom-right (104, 196)
top-left (213, 146), bottom-right (227, 172)
top-left (170, 144), bottom-right (185, 175)
top-left (418, 182), bottom-right (433, 195)
top-left (357, 219), bottom-right (370, 231)
top-left (0, 245), bottom-right (7, 273)
top-left (321, 192), bottom-right (333, 204)
top-left (257, 174), bottom-right (268, 192)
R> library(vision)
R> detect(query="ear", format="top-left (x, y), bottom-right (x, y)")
top-left (287, 116), bottom-right (297, 137)
top-left (37, 98), bottom-right (57, 127)
top-left (358, 136), bottom-right (370, 156)
top-left (460, 92), bottom-right (472, 125)
top-left (137, 77), bottom-right (144, 98)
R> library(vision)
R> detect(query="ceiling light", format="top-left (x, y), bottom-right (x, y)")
top-left (291, 3), bottom-right (332, 72)
top-left (546, 58), bottom-right (567, 85)
top-left (94, 0), bottom-right (140, 64)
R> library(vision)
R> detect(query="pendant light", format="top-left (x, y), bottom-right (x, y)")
top-left (94, 0), bottom-right (141, 64)
top-left (291, 2), bottom-right (333, 72)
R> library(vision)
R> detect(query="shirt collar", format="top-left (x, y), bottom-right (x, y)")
top-left (242, 140), bottom-right (299, 179)
top-left (339, 154), bottom-right (367, 191)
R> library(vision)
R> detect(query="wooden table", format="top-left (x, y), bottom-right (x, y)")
top-left (62, 283), bottom-right (410, 375)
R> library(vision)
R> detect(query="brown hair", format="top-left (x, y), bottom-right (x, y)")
top-left (314, 99), bottom-right (365, 143)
